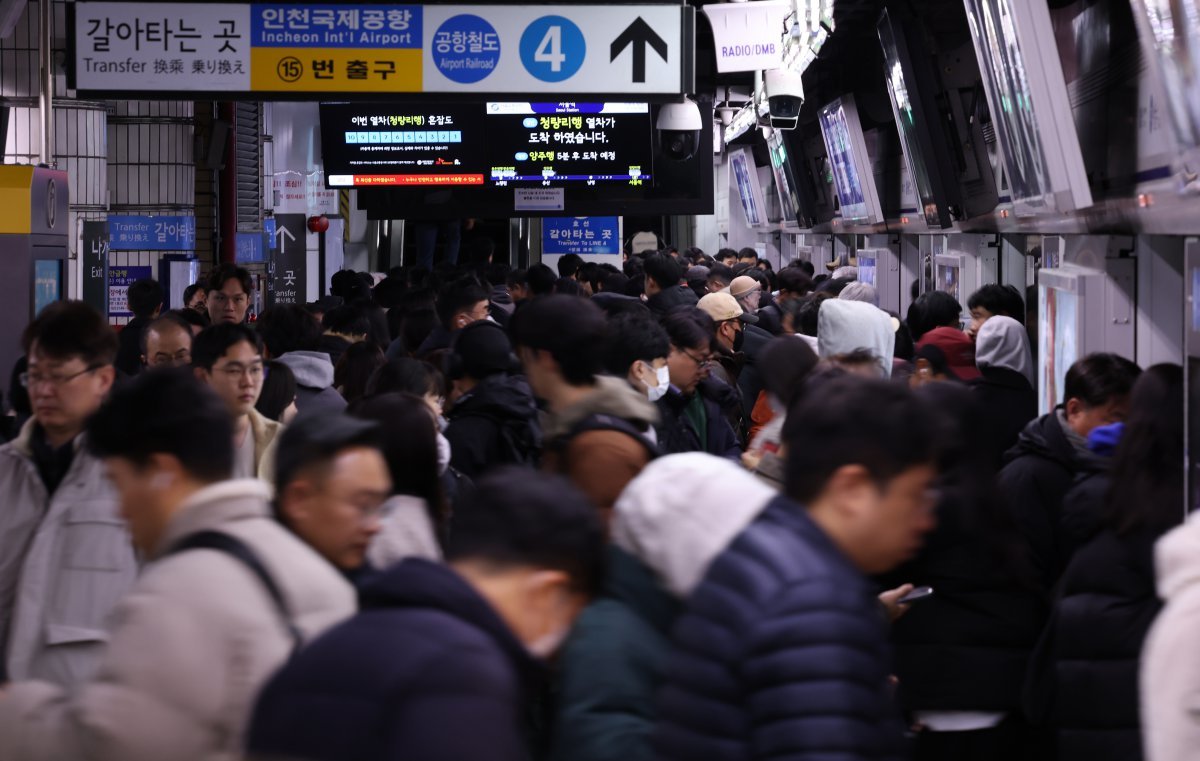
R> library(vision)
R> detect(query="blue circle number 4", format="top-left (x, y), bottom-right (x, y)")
top-left (520, 16), bottom-right (586, 82)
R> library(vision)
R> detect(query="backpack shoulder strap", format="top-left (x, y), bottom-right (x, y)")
top-left (568, 413), bottom-right (661, 461)
top-left (166, 530), bottom-right (303, 653)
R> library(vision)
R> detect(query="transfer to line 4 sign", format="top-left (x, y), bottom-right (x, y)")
top-left (70, 2), bottom-right (694, 96)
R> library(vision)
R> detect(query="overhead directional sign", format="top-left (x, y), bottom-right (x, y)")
top-left (71, 3), bottom-right (694, 96)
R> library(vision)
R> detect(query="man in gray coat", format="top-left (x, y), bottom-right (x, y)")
top-left (0, 369), bottom-right (356, 761)
top-left (0, 302), bottom-right (136, 687)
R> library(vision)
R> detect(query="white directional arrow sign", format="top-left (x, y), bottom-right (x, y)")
top-left (275, 224), bottom-right (296, 253)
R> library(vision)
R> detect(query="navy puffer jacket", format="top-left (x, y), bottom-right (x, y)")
top-left (655, 495), bottom-right (908, 761)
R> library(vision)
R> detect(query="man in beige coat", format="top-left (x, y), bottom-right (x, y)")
top-left (191, 323), bottom-right (282, 482)
top-left (0, 370), bottom-right (356, 761)
top-left (0, 302), bottom-right (137, 688)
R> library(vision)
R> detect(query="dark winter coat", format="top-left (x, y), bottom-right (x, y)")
top-left (970, 366), bottom-right (1037, 470)
top-left (1058, 470), bottom-right (1111, 567)
top-left (655, 496), bottom-right (909, 761)
top-left (997, 412), bottom-right (1106, 590)
top-left (445, 374), bottom-right (542, 479)
top-left (646, 285), bottom-right (698, 319)
top-left (756, 303), bottom-right (784, 336)
top-left (887, 485), bottom-right (1046, 713)
top-left (1042, 527), bottom-right (1163, 761)
top-left (246, 559), bottom-right (541, 761)
top-left (737, 324), bottom-right (773, 419)
top-left (549, 546), bottom-right (681, 761)
top-left (654, 384), bottom-right (742, 461)
top-left (114, 316), bottom-right (150, 377)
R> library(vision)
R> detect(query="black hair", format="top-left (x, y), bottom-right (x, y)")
top-left (784, 375), bottom-right (940, 503)
top-left (737, 247), bottom-right (759, 262)
top-left (579, 262), bottom-right (604, 293)
top-left (892, 315), bottom-right (915, 362)
top-left (206, 263), bottom-right (253, 296)
top-left (707, 263), bottom-right (735, 289)
top-left (554, 277), bottom-right (585, 297)
top-left (622, 256), bottom-right (646, 280)
top-left (1064, 353), bottom-right (1142, 407)
top-left (87, 368), bottom-right (233, 482)
top-left (183, 283), bottom-right (206, 305)
top-left (366, 357), bottom-right (443, 399)
top-left (330, 270), bottom-right (371, 303)
top-left (446, 467), bottom-right (605, 596)
top-left (601, 272), bottom-right (630, 294)
top-left (372, 276), bottom-right (406, 310)
top-left (168, 307), bottom-right (208, 332)
top-left (814, 277), bottom-right (850, 296)
top-left (256, 304), bottom-right (323, 357)
top-left (510, 295), bottom-right (608, 385)
top-left (603, 312), bottom-right (670, 377)
top-left (527, 264), bottom-right (558, 297)
top-left (128, 278), bottom-right (165, 319)
top-left (256, 360), bottom-right (297, 422)
top-left (796, 292), bottom-right (832, 337)
top-left (777, 267), bottom-right (813, 296)
top-left (968, 283), bottom-right (1026, 324)
top-left (557, 253), bottom-right (585, 279)
top-left (322, 302), bottom-right (372, 337)
top-left (759, 336), bottom-right (819, 406)
top-left (907, 290), bottom-right (962, 341)
top-left (22, 300), bottom-right (118, 366)
top-left (485, 261), bottom-right (511, 289)
top-left (716, 248), bottom-right (738, 263)
top-left (1104, 364), bottom-right (1184, 536)
top-left (507, 268), bottom-right (529, 288)
top-left (273, 413), bottom-right (383, 515)
top-left (466, 237), bottom-right (497, 268)
top-left (644, 253), bottom-right (683, 291)
top-left (140, 312), bottom-right (194, 357)
top-left (191, 323), bottom-right (263, 371)
top-left (436, 278), bottom-right (489, 330)
top-left (349, 392), bottom-right (447, 536)
top-left (401, 309), bottom-right (439, 358)
top-left (334, 341), bottom-right (386, 404)
top-left (661, 308), bottom-right (714, 352)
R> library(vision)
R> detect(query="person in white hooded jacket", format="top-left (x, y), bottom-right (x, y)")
top-left (817, 298), bottom-right (896, 377)
top-left (549, 454), bottom-right (777, 761)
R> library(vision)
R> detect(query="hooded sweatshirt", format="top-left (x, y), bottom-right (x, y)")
top-left (975, 316), bottom-right (1034, 386)
top-left (550, 455), bottom-right (775, 761)
top-left (446, 374), bottom-right (542, 479)
top-left (542, 375), bottom-right (660, 516)
top-left (276, 350), bottom-right (347, 415)
top-left (817, 299), bottom-right (896, 377)
top-left (1141, 517), bottom-right (1200, 761)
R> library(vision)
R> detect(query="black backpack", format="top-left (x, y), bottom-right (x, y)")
top-left (165, 531), bottom-right (303, 653)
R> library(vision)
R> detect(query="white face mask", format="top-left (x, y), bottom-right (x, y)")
top-left (645, 362), bottom-right (671, 402)
top-left (527, 627), bottom-right (570, 659)
top-left (436, 432), bottom-right (451, 475)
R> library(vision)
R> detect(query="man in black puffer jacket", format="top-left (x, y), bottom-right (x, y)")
top-left (655, 375), bottom-right (942, 761)
top-left (997, 353), bottom-right (1140, 589)
top-left (444, 321), bottom-right (542, 479)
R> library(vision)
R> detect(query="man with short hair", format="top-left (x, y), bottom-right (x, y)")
top-left (603, 312), bottom-right (671, 406)
top-left (183, 283), bottom-right (207, 313)
top-left (417, 278), bottom-right (491, 357)
top-left (0, 301), bottom-right (135, 687)
top-left (644, 253), bottom-right (697, 318)
top-left (0, 370), bottom-right (355, 760)
top-left (246, 468), bottom-right (605, 761)
top-left (257, 304), bottom-right (347, 415)
top-left (558, 252), bottom-right (585, 281)
top-left (444, 321), bottom-right (541, 479)
top-left (140, 312), bottom-right (194, 369)
top-left (715, 248), bottom-right (738, 266)
top-left (737, 248), bottom-right (760, 267)
top-left (656, 375), bottom-right (941, 761)
top-left (999, 352), bottom-right (1142, 586)
top-left (273, 413), bottom-right (392, 577)
top-left (206, 263), bottom-right (254, 325)
top-left (192, 323), bottom-right (280, 481)
top-left (511, 296), bottom-right (658, 522)
top-left (655, 310), bottom-right (742, 461)
top-left (706, 262), bottom-right (736, 294)
top-left (115, 277), bottom-right (165, 375)
top-left (966, 283), bottom-right (1026, 338)
top-left (698, 291), bottom-right (771, 424)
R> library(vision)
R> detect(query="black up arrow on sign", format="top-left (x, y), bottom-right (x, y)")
top-left (610, 17), bottom-right (668, 84)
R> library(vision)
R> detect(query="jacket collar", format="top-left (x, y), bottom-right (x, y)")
top-left (12, 418), bottom-right (86, 459)
top-left (153, 478), bottom-right (274, 559)
top-left (247, 407), bottom-right (281, 464)
top-left (603, 546), bottom-right (680, 634)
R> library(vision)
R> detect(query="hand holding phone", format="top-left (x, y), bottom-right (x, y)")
top-left (897, 586), bottom-right (934, 605)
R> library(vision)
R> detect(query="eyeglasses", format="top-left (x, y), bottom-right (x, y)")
top-left (676, 347), bottom-right (713, 368)
top-left (20, 364), bottom-right (102, 389)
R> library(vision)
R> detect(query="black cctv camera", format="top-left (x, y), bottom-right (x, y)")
top-left (657, 99), bottom-right (702, 161)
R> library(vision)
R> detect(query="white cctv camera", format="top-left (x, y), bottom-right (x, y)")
top-left (716, 105), bottom-right (738, 127)
top-left (657, 98), bottom-right (703, 161)
top-left (763, 69), bottom-right (804, 130)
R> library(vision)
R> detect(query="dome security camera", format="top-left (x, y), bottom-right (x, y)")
top-left (657, 98), bottom-right (703, 161)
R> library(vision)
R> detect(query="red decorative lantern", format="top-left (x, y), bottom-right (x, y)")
top-left (307, 215), bottom-right (330, 234)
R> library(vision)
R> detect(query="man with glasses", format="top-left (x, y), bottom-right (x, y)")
top-left (192, 324), bottom-right (280, 481)
top-left (0, 301), bottom-right (137, 686)
top-left (655, 310), bottom-right (742, 461)
top-left (273, 413), bottom-right (392, 580)
top-left (206, 264), bottom-right (254, 325)
top-left (141, 312), bottom-right (194, 369)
